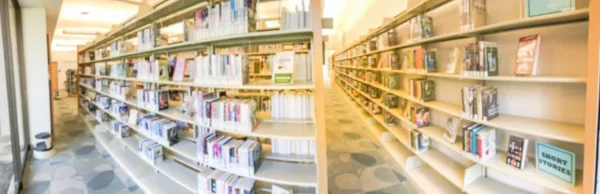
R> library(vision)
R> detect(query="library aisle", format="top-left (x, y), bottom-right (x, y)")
top-left (20, 95), bottom-right (141, 194)
top-left (324, 78), bottom-right (418, 194)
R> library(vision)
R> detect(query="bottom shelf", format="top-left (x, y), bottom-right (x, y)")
top-left (407, 165), bottom-right (464, 194)
top-left (80, 113), bottom-right (195, 194)
top-left (463, 177), bottom-right (530, 194)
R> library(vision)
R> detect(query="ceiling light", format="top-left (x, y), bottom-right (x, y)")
top-left (80, 11), bottom-right (89, 15)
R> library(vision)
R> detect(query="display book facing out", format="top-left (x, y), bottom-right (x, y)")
top-left (76, 0), bottom-right (323, 193)
top-left (333, 0), bottom-right (584, 193)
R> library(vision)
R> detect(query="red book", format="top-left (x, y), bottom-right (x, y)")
top-left (515, 35), bottom-right (541, 76)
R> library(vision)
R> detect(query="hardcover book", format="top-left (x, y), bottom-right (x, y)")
top-left (415, 106), bottom-right (430, 127)
top-left (507, 135), bottom-right (528, 170)
top-left (515, 35), bottom-right (541, 76)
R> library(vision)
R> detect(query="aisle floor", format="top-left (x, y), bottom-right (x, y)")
top-left (20, 94), bottom-right (141, 194)
top-left (325, 78), bottom-right (418, 194)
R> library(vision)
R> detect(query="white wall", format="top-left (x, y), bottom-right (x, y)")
top-left (22, 7), bottom-right (51, 146)
top-left (51, 50), bottom-right (77, 90)
top-left (326, 0), bottom-right (408, 52)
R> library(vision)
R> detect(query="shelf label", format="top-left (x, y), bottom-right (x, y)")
top-left (536, 141), bottom-right (575, 185)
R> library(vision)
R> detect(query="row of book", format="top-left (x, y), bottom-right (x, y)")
top-left (83, 66), bottom-right (94, 75)
top-left (136, 27), bottom-right (166, 52)
top-left (249, 42), bottom-right (309, 53)
top-left (197, 132), bottom-right (261, 176)
top-left (462, 41), bottom-right (499, 77)
top-left (109, 63), bottom-right (128, 77)
top-left (279, 0), bottom-right (312, 30)
top-left (462, 123), bottom-right (497, 161)
top-left (403, 102), bottom-right (431, 128)
top-left (408, 15), bottom-right (433, 42)
top-left (81, 78), bottom-right (95, 87)
top-left (109, 120), bottom-right (131, 138)
top-left (196, 96), bottom-right (258, 133)
top-left (138, 139), bottom-right (164, 165)
top-left (461, 86), bottom-right (499, 121)
top-left (192, 0), bottom-right (258, 41)
top-left (197, 168), bottom-right (255, 194)
top-left (108, 81), bottom-right (132, 100)
top-left (95, 79), bottom-right (108, 93)
top-left (271, 138), bottom-right (316, 157)
top-left (193, 54), bottom-right (250, 86)
top-left (136, 84), bottom-right (170, 111)
top-left (108, 100), bottom-right (129, 118)
top-left (137, 113), bottom-right (180, 146)
top-left (408, 78), bottom-right (435, 102)
top-left (270, 91), bottom-right (314, 120)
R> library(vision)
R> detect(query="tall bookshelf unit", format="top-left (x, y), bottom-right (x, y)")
top-left (75, 0), bottom-right (327, 193)
top-left (334, 0), bottom-right (591, 193)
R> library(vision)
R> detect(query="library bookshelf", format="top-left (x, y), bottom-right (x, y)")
top-left (333, 0), bottom-right (592, 193)
top-left (75, 0), bottom-right (326, 193)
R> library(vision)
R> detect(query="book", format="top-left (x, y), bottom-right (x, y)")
top-left (420, 15), bottom-right (433, 39)
top-left (390, 52), bottom-right (401, 69)
top-left (409, 130), bottom-right (430, 153)
top-left (477, 127), bottom-right (496, 161)
top-left (507, 135), bottom-right (528, 170)
top-left (446, 47), bottom-right (463, 74)
top-left (459, 0), bottom-right (486, 31)
top-left (386, 74), bottom-right (401, 90)
top-left (172, 57), bottom-right (186, 81)
top-left (484, 43), bottom-right (499, 76)
top-left (482, 88), bottom-right (499, 121)
top-left (414, 106), bottom-right (430, 127)
top-left (515, 35), bottom-right (541, 76)
top-left (422, 80), bottom-right (435, 102)
top-left (273, 51), bottom-right (295, 84)
top-left (525, 0), bottom-right (574, 17)
top-left (444, 117), bottom-right (461, 143)
top-left (425, 50), bottom-right (436, 72)
top-left (156, 60), bottom-right (170, 81)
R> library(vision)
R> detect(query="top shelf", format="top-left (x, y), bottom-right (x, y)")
top-left (336, 6), bottom-right (589, 58)
top-left (80, 0), bottom-right (207, 53)
top-left (337, 0), bottom-right (453, 54)
top-left (80, 29), bottom-right (313, 64)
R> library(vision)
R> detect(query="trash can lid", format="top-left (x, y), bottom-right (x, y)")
top-left (35, 132), bottom-right (51, 139)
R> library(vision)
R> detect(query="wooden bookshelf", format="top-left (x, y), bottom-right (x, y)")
top-left (76, 0), bottom-right (326, 193)
top-left (333, 0), bottom-right (590, 193)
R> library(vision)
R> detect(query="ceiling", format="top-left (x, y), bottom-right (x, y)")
top-left (51, 0), bottom-right (163, 51)
top-left (51, 0), bottom-right (282, 52)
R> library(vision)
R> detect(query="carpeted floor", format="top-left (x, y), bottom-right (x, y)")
top-left (324, 78), bottom-right (418, 194)
top-left (20, 95), bottom-right (141, 194)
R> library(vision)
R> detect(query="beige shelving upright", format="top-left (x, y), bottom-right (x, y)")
top-left (76, 0), bottom-right (327, 193)
top-left (333, 0), bottom-right (593, 193)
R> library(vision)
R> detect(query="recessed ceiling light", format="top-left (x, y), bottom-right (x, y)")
top-left (80, 11), bottom-right (89, 15)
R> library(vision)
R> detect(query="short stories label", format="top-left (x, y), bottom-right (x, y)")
top-left (536, 142), bottom-right (575, 185)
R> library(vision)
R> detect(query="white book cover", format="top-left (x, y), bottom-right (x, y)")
top-left (173, 58), bottom-right (186, 81)
top-left (273, 51), bottom-right (295, 84)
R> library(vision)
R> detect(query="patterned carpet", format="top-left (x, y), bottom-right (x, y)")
top-left (325, 79), bottom-right (418, 194)
top-left (20, 95), bottom-right (141, 194)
